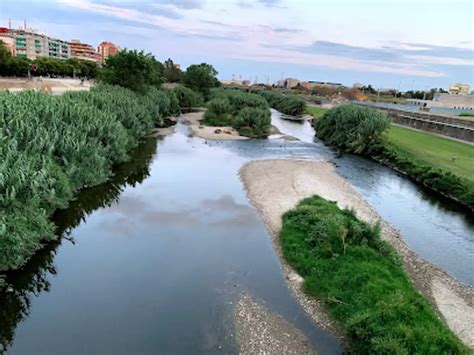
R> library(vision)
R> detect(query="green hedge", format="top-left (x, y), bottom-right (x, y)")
top-left (280, 196), bottom-right (469, 354)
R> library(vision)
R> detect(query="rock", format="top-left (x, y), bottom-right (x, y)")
top-left (224, 130), bottom-right (232, 135)
top-left (214, 128), bottom-right (223, 134)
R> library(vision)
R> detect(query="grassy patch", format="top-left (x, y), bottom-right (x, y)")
top-left (386, 125), bottom-right (474, 181)
top-left (280, 196), bottom-right (469, 354)
top-left (305, 106), bottom-right (328, 119)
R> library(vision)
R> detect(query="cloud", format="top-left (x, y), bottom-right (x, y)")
top-left (56, 0), bottom-right (461, 78)
top-left (273, 27), bottom-right (304, 34)
top-left (257, 0), bottom-right (283, 7)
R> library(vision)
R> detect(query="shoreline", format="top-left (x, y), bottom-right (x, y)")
top-left (240, 159), bottom-right (474, 348)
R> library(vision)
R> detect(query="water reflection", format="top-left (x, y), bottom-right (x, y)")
top-left (0, 138), bottom-right (157, 353)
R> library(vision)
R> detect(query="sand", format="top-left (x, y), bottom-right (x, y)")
top-left (240, 159), bottom-right (474, 347)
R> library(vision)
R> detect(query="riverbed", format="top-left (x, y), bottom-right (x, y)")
top-left (0, 110), bottom-right (472, 354)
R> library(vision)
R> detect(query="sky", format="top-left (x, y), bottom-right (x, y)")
top-left (1, 0), bottom-right (473, 90)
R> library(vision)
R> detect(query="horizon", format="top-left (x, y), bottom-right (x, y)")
top-left (1, 0), bottom-right (473, 91)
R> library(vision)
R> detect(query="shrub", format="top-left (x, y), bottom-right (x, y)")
top-left (314, 104), bottom-right (390, 154)
top-left (207, 97), bottom-right (231, 116)
top-left (233, 107), bottom-right (271, 138)
top-left (173, 85), bottom-right (203, 110)
top-left (256, 90), bottom-right (306, 116)
top-left (280, 196), bottom-right (469, 354)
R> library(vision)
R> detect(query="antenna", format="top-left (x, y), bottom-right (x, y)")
top-left (8, 18), bottom-right (11, 30)
top-left (24, 19), bottom-right (26, 30)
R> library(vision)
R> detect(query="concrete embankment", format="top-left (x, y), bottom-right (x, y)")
top-left (374, 106), bottom-right (474, 142)
top-left (240, 159), bottom-right (474, 348)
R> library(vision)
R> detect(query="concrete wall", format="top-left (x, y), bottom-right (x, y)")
top-left (383, 108), bottom-right (474, 142)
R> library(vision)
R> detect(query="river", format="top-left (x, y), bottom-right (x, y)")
top-left (0, 110), bottom-right (473, 354)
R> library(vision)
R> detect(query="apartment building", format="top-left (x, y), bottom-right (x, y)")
top-left (0, 27), bottom-right (70, 60)
top-left (97, 41), bottom-right (119, 63)
top-left (69, 40), bottom-right (102, 62)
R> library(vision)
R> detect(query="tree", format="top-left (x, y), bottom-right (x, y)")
top-left (98, 49), bottom-right (164, 92)
top-left (0, 41), bottom-right (12, 76)
top-left (182, 63), bottom-right (220, 100)
top-left (163, 58), bottom-right (182, 83)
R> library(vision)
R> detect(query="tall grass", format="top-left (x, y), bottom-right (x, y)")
top-left (280, 196), bottom-right (469, 353)
top-left (0, 85), bottom-right (176, 271)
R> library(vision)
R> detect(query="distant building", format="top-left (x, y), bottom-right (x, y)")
top-left (97, 41), bottom-right (119, 64)
top-left (407, 93), bottom-right (474, 110)
top-left (0, 26), bottom-right (70, 60)
top-left (448, 83), bottom-right (470, 95)
top-left (277, 77), bottom-right (299, 89)
top-left (0, 28), bottom-right (15, 56)
top-left (69, 39), bottom-right (102, 63)
top-left (353, 82), bottom-right (363, 89)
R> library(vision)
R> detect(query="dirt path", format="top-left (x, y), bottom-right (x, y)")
top-left (181, 111), bottom-right (248, 140)
top-left (240, 159), bottom-right (474, 347)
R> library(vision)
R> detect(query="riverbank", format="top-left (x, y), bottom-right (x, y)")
top-left (240, 159), bottom-right (474, 348)
top-left (234, 293), bottom-right (315, 354)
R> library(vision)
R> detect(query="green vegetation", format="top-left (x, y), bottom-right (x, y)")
top-left (182, 63), bottom-right (220, 100)
top-left (0, 41), bottom-right (99, 78)
top-left (202, 89), bottom-right (271, 137)
top-left (459, 112), bottom-right (474, 117)
top-left (387, 126), bottom-right (474, 181)
top-left (305, 106), bottom-right (328, 119)
top-left (0, 84), bottom-right (190, 271)
top-left (315, 105), bottom-right (474, 208)
top-left (173, 85), bottom-right (203, 111)
top-left (314, 104), bottom-right (390, 154)
top-left (163, 58), bottom-right (183, 83)
top-left (255, 90), bottom-right (306, 116)
top-left (234, 107), bottom-right (271, 138)
top-left (280, 196), bottom-right (469, 354)
top-left (98, 49), bottom-right (164, 93)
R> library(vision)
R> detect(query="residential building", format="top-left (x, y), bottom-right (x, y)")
top-left (0, 26), bottom-right (70, 60)
top-left (0, 27), bottom-right (15, 56)
top-left (97, 41), bottom-right (119, 63)
top-left (69, 39), bottom-right (102, 63)
top-left (448, 83), bottom-right (470, 95)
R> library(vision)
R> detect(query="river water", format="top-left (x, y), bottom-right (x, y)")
top-left (1, 110), bottom-right (473, 354)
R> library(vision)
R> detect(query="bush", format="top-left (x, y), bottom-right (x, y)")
top-left (233, 107), bottom-right (271, 138)
top-left (280, 196), bottom-right (469, 354)
top-left (315, 104), bottom-right (390, 154)
top-left (256, 90), bottom-right (306, 116)
top-left (207, 97), bottom-right (231, 116)
top-left (173, 85), bottom-right (203, 110)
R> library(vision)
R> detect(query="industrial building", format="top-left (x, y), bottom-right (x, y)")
top-left (407, 93), bottom-right (474, 110)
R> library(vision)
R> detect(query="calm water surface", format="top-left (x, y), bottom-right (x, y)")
top-left (1, 110), bottom-right (473, 354)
